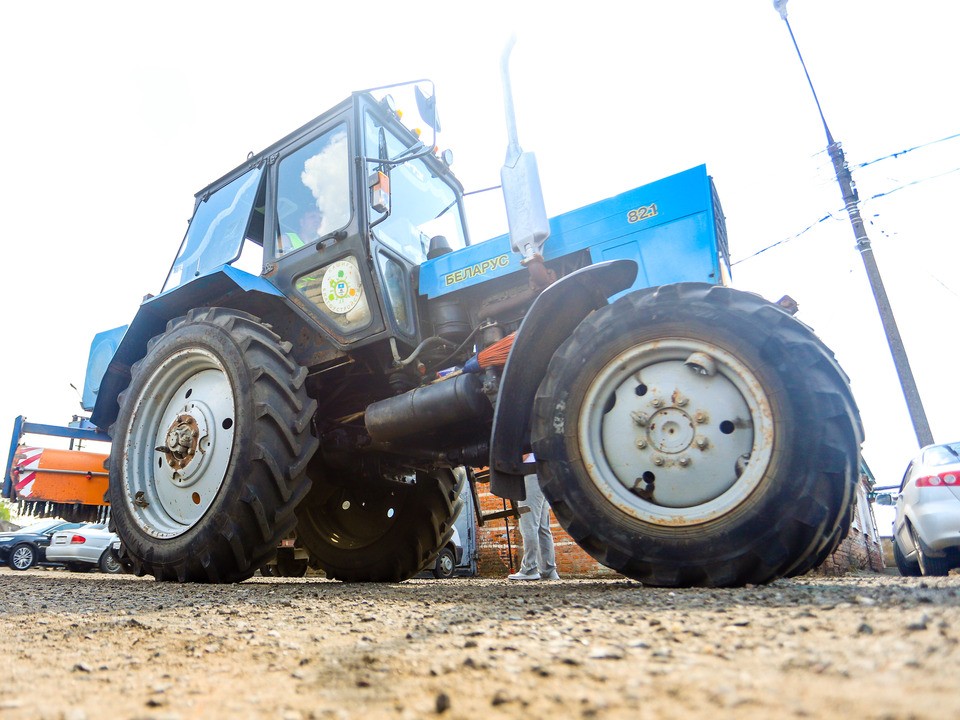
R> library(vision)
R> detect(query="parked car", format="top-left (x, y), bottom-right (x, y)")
top-left (0, 519), bottom-right (85, 570)
top-left (430, 526), bottom-right (465, 579)
top-left (46, 523), bottom-right (125, 574)
top-left (888, 441), bottom-right (960, 576)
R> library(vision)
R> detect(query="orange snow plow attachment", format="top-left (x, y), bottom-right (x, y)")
top-left (11, 446), bottom-right (109, 507)
top-left (4, 416), bottom-right (111, 522)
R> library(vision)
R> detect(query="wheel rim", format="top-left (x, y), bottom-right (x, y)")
top-left (310, 483), bottom-right (407, 550)
top-left (578, 338), bottom-right (774, 527)
top-left (102, 552), bottom-right (121, 573)
top-left (123, 348), bottom-right (236, 538)
top-left (12, 546), bottom-right (33, 569)
top-left (438, 551), bottom-right (454, 576)
top-left (910, 526), bottom-right (928, 574)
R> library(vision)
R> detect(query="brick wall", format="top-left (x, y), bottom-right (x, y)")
top-left (815, 525), bottom-right (885, 575)
top-left (811, 478), bottom-right (886, 575)
top-left (474, 485), bottom-right (617, 578)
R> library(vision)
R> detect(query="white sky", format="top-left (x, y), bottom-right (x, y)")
top-left (1, 1), bottom-right (957, 534)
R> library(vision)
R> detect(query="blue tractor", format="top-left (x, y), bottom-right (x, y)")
top-left (84, 77), bottom-right (862, 586)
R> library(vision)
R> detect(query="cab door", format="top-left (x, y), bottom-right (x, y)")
top-left (266, 112), bottom-right (385, 346)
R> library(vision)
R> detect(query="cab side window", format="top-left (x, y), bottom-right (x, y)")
top-left (276, 123), bottom-right (351, 255)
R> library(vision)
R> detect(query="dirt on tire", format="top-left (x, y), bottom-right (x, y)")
top-left (0, 568), bottom-right (958, 719)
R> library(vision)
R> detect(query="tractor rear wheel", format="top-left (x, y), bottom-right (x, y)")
top-left (296, 465), bottom-right (463, 582)
top-left (531, 282), bottom-right (862, 587)
top-left (108, 308), bottom-right (317, 583)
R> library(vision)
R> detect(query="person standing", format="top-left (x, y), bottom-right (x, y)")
top-left (508, 457), bottom-right (560, 581)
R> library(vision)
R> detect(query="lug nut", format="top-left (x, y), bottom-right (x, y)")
top-left (652, 455), bottom-right (664, 466)
top-left (678, 456), bottom-right (690, 467)
top-left (695, 436), bottom-right (709, 450)
top-left (631, 411), bottom-right (649, 427)
top-left (695, 412), bottom-right (708, 424)
top-left (651, 398), bottom-right (663, 408)
top-left (636, 439), bottom-right (648, 449)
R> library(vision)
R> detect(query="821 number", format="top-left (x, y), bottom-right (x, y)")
top-left (627, 203), bottom-right (658, 224)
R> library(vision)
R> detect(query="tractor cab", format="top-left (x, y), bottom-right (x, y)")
top-left (160, 82), bottom-right (467, 353)
top-left (88, 83), bottom-right (469, 430)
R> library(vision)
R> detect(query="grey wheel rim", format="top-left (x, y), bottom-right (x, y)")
top-left (577, 338), bottom-right (774, 527)
top-left (438, 552), bottom-right (454, 576)
top-left (123, 347), bottom-right (236, 538)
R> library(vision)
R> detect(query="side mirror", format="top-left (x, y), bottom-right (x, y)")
top-left (415, 86), bottom-right (441, 132)
top-left (873, 493), bottom-right (896, 506)
top-left (369, 170), bottom-right (390, 215)
top-left (370, 127), bottom-right (391, 215)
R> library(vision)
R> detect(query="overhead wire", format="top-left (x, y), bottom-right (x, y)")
top-left (853, 131), bottom-right (960, 170)
top-left (731, 131), bottom-right (960, 266)
top-left (865, 166), bottom-right (960, 202)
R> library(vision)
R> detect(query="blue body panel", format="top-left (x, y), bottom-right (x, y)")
top-left (85, 266), bottom-right (284, 424)
top-left (419, 164), bottom-right (723, 300)
top-left (82, 327), bottom-right (127, 412)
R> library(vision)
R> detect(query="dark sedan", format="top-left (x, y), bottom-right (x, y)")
top-left (0, 519), bottom-right (85, 570)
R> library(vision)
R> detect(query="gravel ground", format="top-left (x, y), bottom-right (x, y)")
top-left (0, 567), bottom-right (958, 720)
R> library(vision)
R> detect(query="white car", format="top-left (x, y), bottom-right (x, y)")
top-left (890, 441), bottom-right (960, 576)
top-left (46, 523), bottom-right (125, 574)
top-left (431, 526), bottom-right (465, 579)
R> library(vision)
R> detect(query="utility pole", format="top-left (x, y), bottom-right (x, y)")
top-left (773, 1), bottom-right (934, 449)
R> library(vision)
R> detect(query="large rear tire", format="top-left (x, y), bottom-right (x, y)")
top-left (785, 497), bottom-right (855, 577)
top-left (108, 308), bottom-right (317, 583)
top-left (531, 283), bottom-right (862, 587)
top-left (296, 465), bottom-right (464, 582)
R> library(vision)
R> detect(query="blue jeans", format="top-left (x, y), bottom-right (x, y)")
top-left (517, 474), bottom-right (557, 576)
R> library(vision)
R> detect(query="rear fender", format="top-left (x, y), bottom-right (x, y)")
top-left (488, 260), bottom-right (637, 499)
top-left (90, 267), bottom-right (290, 432)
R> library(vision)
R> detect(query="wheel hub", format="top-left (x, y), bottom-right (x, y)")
top-left (155, 402), bottom-right (213, 487)
top-left (646, 407), bottom-right (696, 453)
top-left (159, 414), bottom-right (201, 470)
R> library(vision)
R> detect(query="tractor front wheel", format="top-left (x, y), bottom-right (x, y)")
top-left (531, 283), bottom-right (862, 587)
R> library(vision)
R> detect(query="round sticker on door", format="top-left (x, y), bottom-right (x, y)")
top-left (321, 260), bottom-right (363, 314)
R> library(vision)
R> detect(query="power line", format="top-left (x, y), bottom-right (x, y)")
top-left (854, 131), bottom-right (960, 170)
top-left (730, 212), bottom-right (837, 266)
top-left (866, 166), bottom-right (960, 202)
top-left (731, 165), bottom-right (960, 266)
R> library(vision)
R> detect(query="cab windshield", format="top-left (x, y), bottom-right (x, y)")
top-left (364, 110), bottom-right (466, 264)
top-left (163, 167), bottom-right (263, 292)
